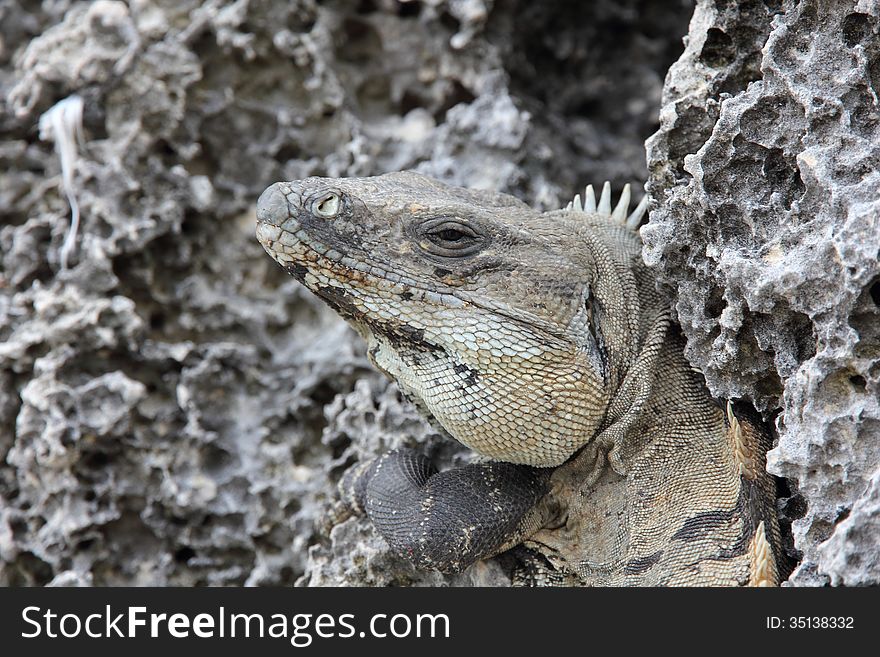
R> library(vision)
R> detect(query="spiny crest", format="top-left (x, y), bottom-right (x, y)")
top-left (564, 181), bottom-right (648, 232)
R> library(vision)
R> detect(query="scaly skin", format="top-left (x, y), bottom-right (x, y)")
top-left (255, 171), bottom-right (781, 586)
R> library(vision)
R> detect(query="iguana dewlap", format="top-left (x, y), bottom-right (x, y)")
top-left (255, 171), bottom-right (781, 586)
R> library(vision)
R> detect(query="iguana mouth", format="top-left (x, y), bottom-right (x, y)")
top-left (257, 181), bottom-right (469, 310)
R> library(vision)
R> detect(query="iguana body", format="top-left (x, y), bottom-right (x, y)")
top-left (255, 171), bottom-right (781, 586)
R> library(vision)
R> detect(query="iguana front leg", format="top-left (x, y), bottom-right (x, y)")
top-left (337, 450), bottom-right (553, 573)
top-left (523, 337), bottom-right (782, 587)
top-left (334, 389), bottom-right (780, 586)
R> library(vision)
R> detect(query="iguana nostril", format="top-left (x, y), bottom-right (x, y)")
top-left (256, 183), bottom-right (289, 226)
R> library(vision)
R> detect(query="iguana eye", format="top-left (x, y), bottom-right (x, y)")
top-left (436, 228), bottom-right (467, 241)
top-left (418, 219), bottom-right (485, 258)
top-left (313, 193), bottom-right (340, 218)
top-left (428, 223), bottom-right (477, 244)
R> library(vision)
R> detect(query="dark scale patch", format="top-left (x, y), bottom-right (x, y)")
top-left (458, 257), bottom-right (507, 281)
top-left (285, 263), bottom-right (309, 283)
top-left (742, 474), bottom-right (769, 524)
top-left (623, 550), bottom-right (663, 575)
top-left (717, 532), bottom-right (753, 560)
top-left (384, 321), bottom-right (444, 355)
top-left (693, 476), bottom-right (769, 562)
top-left (434, 267), bottom-right (452, 278)
top-left (397, 323), bottom-right (425, 343)
top-left (315, 285), bottom-right (360, 319)
top-left (453, 362), bottom-right (480, 387)
top-left (358, 450), bottom-right (549, 573)
top-left (671, 510), bottom-right (735, 542)
top-left (400, 290), bottom-right (414, 301)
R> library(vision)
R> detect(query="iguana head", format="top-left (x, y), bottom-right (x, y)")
top-left (256, 171), bottom-right (646, 466)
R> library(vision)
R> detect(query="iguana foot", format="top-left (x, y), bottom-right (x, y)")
top-left (338, 449), bottom-right (551, 573)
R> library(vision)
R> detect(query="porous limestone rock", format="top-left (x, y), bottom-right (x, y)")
top-left (645, 0), bottom-right (880, 585)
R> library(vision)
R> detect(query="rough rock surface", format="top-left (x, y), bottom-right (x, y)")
top-left (645, 0), bottom-right (880, 585)
top-left (0, 0), bottom-right (875, 587)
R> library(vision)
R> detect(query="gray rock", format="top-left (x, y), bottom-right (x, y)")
top-left (819, 469), bottom-right (880, 586)
top-left (645, 0), bottom-right (880, 585)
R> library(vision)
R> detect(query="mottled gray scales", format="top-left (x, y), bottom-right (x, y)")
top-left (256, 171), bottom-right (781, 586)
top-left (345, 450), bottom-right (549, 573)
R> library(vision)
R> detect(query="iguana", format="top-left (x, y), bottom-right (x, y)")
top-left (255, 171), bottom-right (782, 586)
